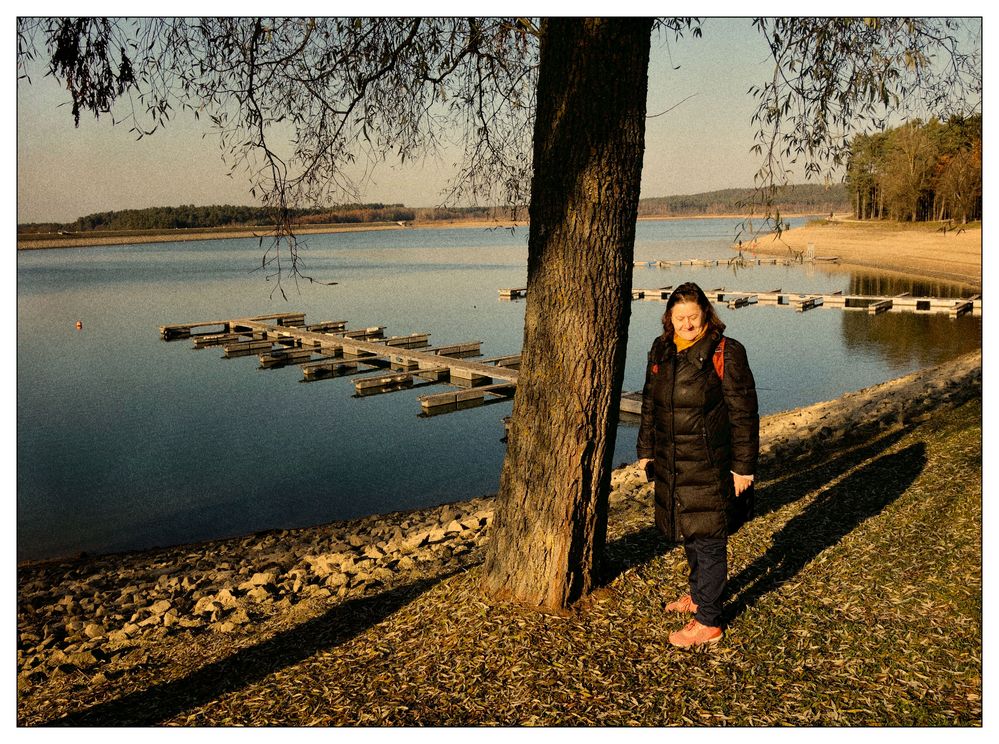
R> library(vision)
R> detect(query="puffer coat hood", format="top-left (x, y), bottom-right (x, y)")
top-left (637, 329), bottom-right (759, 541)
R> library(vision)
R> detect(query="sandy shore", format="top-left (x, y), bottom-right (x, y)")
top-left (743, 216), bottom-right (982, 289)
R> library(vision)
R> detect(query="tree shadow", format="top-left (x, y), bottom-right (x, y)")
top-left (753, 428), bottom-right (910, 520)
top-left (598, 428), bottom-right (914, 586)
top-left (599, 525), bottom-right (673, 585)
top-left (726, 442), bottom-right (927, 622)
top-left (39, 571), bottom-right (460, 726)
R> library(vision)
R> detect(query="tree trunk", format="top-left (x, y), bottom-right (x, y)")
top-left (481, 17), bottom-right (653, 611)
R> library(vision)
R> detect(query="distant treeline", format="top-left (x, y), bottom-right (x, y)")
top-left (19, 186), bottom-right (850, 235)
top-left (637, 184), bottom-right (849, 218)
top-left (18, 203), bottom-right (414, 234)
top-left (17, 203), bottom-right (525, 234)
top-left (846, 114), bottom-right (981, 223)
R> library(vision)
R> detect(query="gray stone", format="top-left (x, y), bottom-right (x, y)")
top-left (324, 573), bottom-right (349, 589)
top-left (426, 526), bottom-right (448, 544)
top-left (363, 543), bottom-right (386, 560)
top-left (249, 571), bottom-right (277, 586)
top-left (106, 630), bottom-right (131, 645)
top-left (64, 651), bottom-right (99, 669)
top-left (305, 553), bottom-right (352, 578)
top-left (401, 530), bottom-right (430, 551)
top-left (246, 587), bottom-right (272, 603)
top-left (193, 596), bottom-right (219, 615)
top-left (149, 599), bottom-right (172, 615)
top-left (83, 623), bottom-right (105, 640)
top-left (215, 588), bottom-right (240, 609)
top-left (459, 515), bottom-right (483, 531)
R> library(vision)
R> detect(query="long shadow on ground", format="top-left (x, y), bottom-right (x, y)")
top-left (40, 572), bottom-right (460, 726)
top-left (599, 429), bottom-right (913, 587)
top-left (727, 441), bottom-right (927, 622)
top-left (753, 428), bottom-right (910, 520)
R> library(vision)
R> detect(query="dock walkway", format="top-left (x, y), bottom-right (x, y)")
top-left (501, 284), bottom-right (982, 317)
top-left (164, 284), bottom-right (981, 419)
top-left (162, 313), bottom-right (520, 415)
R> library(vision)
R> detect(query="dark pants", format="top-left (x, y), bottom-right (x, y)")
top-left (684, 536), bottom-right (727, 627)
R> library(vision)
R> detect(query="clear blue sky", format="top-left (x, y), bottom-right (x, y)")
top-left (14, 17), bottom-right (807, 223)
top-left (12, 15), bottom-right (980, 223)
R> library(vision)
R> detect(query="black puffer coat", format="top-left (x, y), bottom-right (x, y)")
top-left (637, 329), bottom-right (759, 541)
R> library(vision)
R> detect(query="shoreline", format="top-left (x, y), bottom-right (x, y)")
top-left (17, 348), bottom-right (982, 714)
top-left (16, 212), bottom-right (821, 251)
top-left (18, 215), bottom-right (981, 292)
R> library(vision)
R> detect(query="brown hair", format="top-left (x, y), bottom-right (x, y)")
top-left (661, 281), bottom-right (726, 338)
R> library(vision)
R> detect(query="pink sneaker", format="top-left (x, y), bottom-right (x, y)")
top-left (669, 619), bottom-right (723, 648)
top-left (665, 593), bottom-right (698, 614)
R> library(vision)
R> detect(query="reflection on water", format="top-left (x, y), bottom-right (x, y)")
top-left (847, 271), bottom-right (979, 299)
top-left (16, 218), bottom-right (982, 562)
top-left (839, 306), bottom-right (982, 369)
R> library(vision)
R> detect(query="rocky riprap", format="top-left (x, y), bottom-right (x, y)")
top-left (17, 349), bottom-right (981, 697)
top-left (17, 497), bottom-right (498, 693)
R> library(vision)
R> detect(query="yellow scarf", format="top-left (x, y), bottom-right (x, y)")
top-left (673, 326), bottom-right (707, 353)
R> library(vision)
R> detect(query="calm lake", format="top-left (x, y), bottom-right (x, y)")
top-left (16, 218), bottom-right (981, 562)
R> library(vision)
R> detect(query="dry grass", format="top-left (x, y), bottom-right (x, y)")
top-left (21, 398), bottom-right (981, 727)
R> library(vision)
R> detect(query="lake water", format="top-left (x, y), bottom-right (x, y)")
top-left (16, 218), bottom-right (981, 562)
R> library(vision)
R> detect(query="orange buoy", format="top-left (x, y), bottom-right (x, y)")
top-left (75, 321), bottom-right (83, 330)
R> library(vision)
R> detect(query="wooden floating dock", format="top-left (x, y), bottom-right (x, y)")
top-left (703, 289), bottom-right (981, 316)
top-left (418, 383), bottom-right (518, 414)
top-left (160, 312), bottom-right (306, 340)
top-left (633, 256), bottom-right (788, 269)
top-left (633, 286), bottom-right (673, 300)
top-left (165, 291), bottom-right (980, 422)
top-left (620, 391), bottom-right (644, 415)
top-left (164, 313), bottom-right (521, 415)
top-left (500, 284), bottom-right (979, 317)
top-left (192, 332), bottom-right (243, 349)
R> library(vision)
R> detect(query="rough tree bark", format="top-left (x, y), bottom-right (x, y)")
top-left (481, 18), bottom-right (654, 611)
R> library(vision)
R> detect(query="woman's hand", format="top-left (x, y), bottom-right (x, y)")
top-left (733, 473), bottom-right (753, 497)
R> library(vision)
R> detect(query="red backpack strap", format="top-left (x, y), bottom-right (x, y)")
top-left (713, 337), bottom-right (726, 380)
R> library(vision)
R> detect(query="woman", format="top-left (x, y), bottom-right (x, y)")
top-left (637, 282), bottom-right (759, 648)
